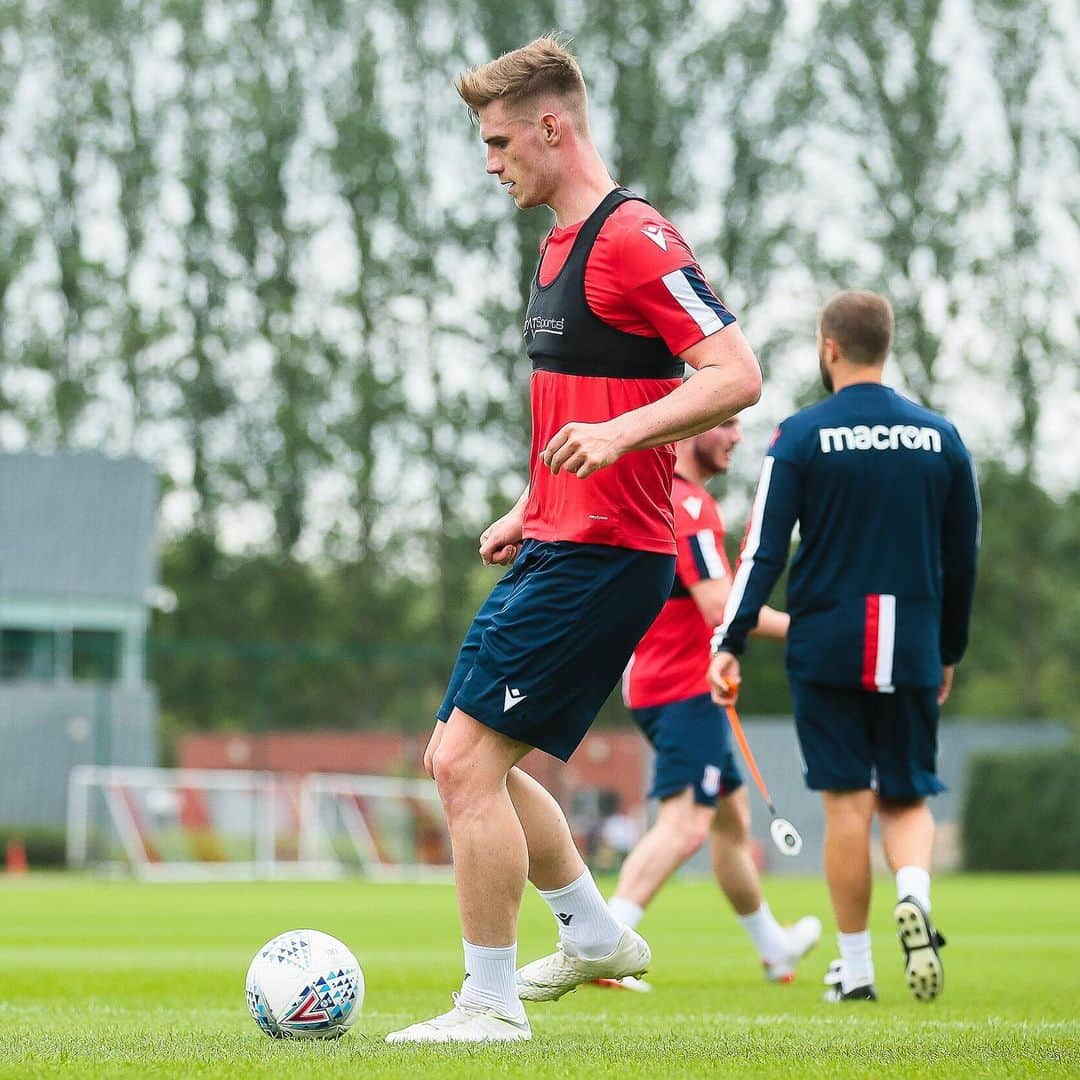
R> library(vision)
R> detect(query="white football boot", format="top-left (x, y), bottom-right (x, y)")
top-left (517, 927), bottom-right (651, 1002)
top-left (385, 993), bottom-right (531, 1044)
top-left (763, 914), bottom-right (823, 983)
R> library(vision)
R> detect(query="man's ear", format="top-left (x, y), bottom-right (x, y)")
top-left (540, 112), bottom-right (561, 144)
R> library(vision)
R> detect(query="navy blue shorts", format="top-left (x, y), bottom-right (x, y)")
top-left (632, 692), bottom-right (743, 807)
top-left (437, 539), bottom-right (675, 761)
top-left (791, 681), bottom-right (946, 800)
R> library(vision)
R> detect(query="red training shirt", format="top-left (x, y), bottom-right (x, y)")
top-left (523, 198), bottom-right (736, 554)
top-left (623, 474), bottom-right (732, 708)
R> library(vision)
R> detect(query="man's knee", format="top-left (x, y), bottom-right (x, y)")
top-left (659, 798), bottom-right (714, 860)
top-left (712, 789), bottom-right (751, 845)
top-left (823, 788), bottom-right (876, 829)
top-left (431, 714), bottom-right (520, 818)
top-left (431, 742), bottom-right (474, 816)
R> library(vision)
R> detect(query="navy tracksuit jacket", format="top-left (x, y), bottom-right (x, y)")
top-left (713, 383), bottom-right (980, 691)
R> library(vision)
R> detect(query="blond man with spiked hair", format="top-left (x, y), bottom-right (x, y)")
top-left (387, 35), bottom-right (763, 1045)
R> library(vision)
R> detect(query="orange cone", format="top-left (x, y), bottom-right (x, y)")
top-left (6, 838), bottom-right (28, 875)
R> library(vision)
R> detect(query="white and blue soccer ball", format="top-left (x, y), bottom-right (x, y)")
top-left (245, 929), bottom-right (364, 1039)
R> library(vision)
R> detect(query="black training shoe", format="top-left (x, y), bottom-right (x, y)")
top-left (822, 959), bottom-right (878, 1002)
top-left (895, 895), bottom-right (946, 1002)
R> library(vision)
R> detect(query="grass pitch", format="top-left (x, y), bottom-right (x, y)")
top-left (0, 873), bottom-right (1076, 1078)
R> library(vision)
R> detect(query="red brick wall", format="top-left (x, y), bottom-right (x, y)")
top-left (177, 730), bottom-right (649, 814)
top-left (179, 731), bottom-right (429, 776)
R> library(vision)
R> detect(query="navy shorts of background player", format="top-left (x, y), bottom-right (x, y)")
top-left (623, 471), bottom-right (746, 807)
top-left (713, 384), bottom-right (980, 800)
top-left (436, 539), bottom-right (674, 762)
top-left (632, 693), bottom-right (743, 807)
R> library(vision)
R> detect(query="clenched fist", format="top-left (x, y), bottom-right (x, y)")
top-left (541, 420), bottom-right (624, 479)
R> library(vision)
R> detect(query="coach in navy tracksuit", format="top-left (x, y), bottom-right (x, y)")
top-left (709, 291), bottom-right (979, 1005)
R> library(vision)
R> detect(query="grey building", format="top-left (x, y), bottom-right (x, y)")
top-left (0, 451), bottom-right (159, 825)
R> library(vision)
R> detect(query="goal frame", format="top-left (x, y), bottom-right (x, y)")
top-left (66, 764), bottom-right (450, 881)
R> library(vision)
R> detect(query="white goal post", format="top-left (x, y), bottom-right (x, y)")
top-left (298, 772), bottom-right (453, 881)
top-left (66, 765), bottom-right (451, 882)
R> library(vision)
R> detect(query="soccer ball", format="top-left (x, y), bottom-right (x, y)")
top-left (245, 929), bottom-right (364, 1039)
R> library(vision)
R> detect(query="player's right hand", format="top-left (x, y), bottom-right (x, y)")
top-left (938, 664), bottom-right (955, 706)
top-left (479, 513), bottom-right (524, 566)
top-left (709, 652), bottom-right (741, 706)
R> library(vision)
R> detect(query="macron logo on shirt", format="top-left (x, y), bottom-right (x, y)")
top-left (504, 686), bottom-right (527, 712)
top-left (819, 425), bottom-right (943, 454)
top-left (642, 224), bottom-right (668, 251)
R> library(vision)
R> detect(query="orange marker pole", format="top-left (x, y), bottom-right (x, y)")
top-left (725, 703), bottom-right (776, 814)
top-left (719, 676), bottom-right (804, 857)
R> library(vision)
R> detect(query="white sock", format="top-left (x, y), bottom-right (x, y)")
top-left (607, 896), bottom-right (644, 930)
top-left (457, 940), bottom-right (522, 1019)
top-left (538, 868), bottom-right (625, 959)
top-left (896, 865), bottom-right (931, 911)
top-left (837, 930), bottom-right (874, 992)
top-left (736, 901), bottom-right (790, 963)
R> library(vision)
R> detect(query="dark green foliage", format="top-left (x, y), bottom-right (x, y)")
top-left (0, 825), bottom-right (67, 867)
top-left (812, 0), bottom-right (963, 408)
top-left (963, 749), bottom-right (1080, 870)
top-left (0, 0), bottom-right (1076, 754)
top-left (949, 463), bottom-right (1080, 725)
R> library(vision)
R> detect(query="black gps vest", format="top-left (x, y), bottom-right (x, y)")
top-left (523, 188), bottom-right (685, 380)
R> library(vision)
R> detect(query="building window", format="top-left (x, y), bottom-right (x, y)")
top-left (72, 630), bottom-right (122, 682)
top-left (0, 628), bottom-right (57, 680)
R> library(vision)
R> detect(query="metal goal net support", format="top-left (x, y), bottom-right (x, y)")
top-left (66, 765), bottom-right (451, 881)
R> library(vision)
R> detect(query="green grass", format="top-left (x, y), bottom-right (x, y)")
top-left (0, 873), bottom-right (1076, 1077)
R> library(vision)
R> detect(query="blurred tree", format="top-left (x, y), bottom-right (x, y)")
top-left (223, 0), bottom-right (326, 556)
top-left (685, 0), bottom-right (816, 365)
top-left (23, 2), bottom-right (113, 441)
top-left (94, 0), bottom-right (169, 437)
top-left (950, 464), bottom-right (1080, 726)
top-left (391, 2), bottom-right (506, 646)
top-left (812, 0), bottom-right (969, 407)
top-left (173, 0), bottom-right (236, 540)
top-left (973, 0), bottom-right (1077, 479)
top-left (966, 0), bottom-right (1078, 720)
top-left (1, 0), bottom-right (1075, 740)
top-left (0, 1), bottom-right (36, 419)
top-left (310, 1), bottom-right (410, 649)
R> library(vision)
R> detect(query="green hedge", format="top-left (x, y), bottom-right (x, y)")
top-left (963, 748), bottom-right (1080, 871)
top-left (0, 825), bottom-right (67, 868)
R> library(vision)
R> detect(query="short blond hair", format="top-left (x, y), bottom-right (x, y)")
top-left (455, 34), bottom-right (587, 120)
top-left (820, 290), bottom-right (895, 365)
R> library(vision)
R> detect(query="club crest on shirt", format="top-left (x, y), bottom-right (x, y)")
top-left (682, 495), bottom-right (704, 520)
top-left (641, 224), bottom-right (668, 251)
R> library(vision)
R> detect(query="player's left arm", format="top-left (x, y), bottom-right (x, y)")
top-left (542, 328), bottom-right (762, 478)
top-left (939, 438), bottom-right (981, 672)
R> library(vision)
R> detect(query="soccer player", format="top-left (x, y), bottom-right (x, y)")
top-left (386, 36), bottom-right (763, 1044)
top-left (607, 418), bottom-right (820, 992)
top-left (709, 291), bottom-right (980, 1003)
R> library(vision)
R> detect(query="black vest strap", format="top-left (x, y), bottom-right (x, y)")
top-left (524, 188), bottom-right (685, 382)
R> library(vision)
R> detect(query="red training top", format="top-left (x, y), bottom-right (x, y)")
top-left (523, 198), bottom-right (736, 554)
top-left (623, 474), bottom-right (732, 708)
